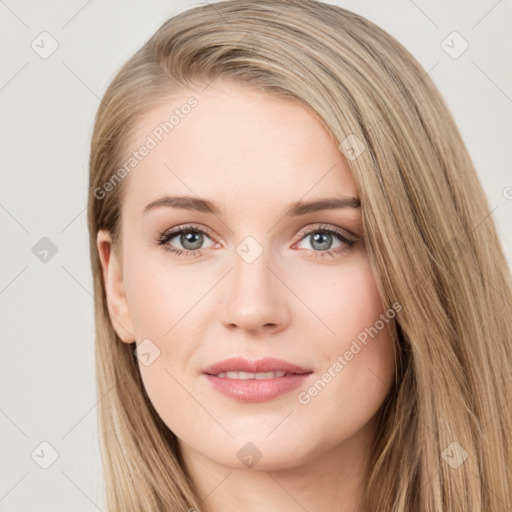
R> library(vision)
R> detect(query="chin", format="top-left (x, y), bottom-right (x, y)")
top-left (202, 433), bottom-right (316, 472)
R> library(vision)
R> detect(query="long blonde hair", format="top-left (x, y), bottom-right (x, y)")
top-left (87, 1), bottom-right (512, 510)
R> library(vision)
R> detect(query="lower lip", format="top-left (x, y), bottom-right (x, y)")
top-left (202, 373), bottom-right (312, 403)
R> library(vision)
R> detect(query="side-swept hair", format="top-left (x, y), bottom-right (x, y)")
top-left (88, 1), bottom-right (512, 510)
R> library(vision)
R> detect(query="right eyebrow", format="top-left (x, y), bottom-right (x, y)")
top-left (143, 196), bottom-right (221, 216)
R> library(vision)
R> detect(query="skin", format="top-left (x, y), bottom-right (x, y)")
top-left (97, 78), bottom-right (396, 512)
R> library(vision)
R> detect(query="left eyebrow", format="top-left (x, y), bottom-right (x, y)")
top-left (286, 197), bottom-right (361, 216)
top-left (142, 195), bottom-right (361, 216)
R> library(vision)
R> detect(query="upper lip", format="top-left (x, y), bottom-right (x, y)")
top-left (202, 357), bottom-right (312, 375)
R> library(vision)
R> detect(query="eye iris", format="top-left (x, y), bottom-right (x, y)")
top-left (311, 232), bottom-right (332, 251)
top-left (181, 231), bottom-right (203, 250)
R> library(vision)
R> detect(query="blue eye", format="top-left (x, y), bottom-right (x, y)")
top-left (294, 225), bottom-right (356, 259)
top-left (157, 224), bottom-right (214, 257)
top-left (157, 223), bottom-right (358, 259)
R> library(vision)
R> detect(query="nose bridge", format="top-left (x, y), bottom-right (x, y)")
top-left (221, 236), bottom-right (289, 333)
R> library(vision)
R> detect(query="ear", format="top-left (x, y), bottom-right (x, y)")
top-left (96, 229), bottom-right (135, 343)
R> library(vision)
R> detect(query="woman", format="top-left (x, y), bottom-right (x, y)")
top-left (87, 1), bottom-right (512, 510)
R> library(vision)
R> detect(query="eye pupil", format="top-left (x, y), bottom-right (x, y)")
top-left (311, 232), bottom-right (332, 251)
top-left (181, 231), bottom-right (203, 250)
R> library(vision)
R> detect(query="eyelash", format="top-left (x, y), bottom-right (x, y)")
top-left (156, 223), bottom-right (358, 260)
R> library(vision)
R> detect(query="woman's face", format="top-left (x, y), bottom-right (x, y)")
top-left (97, 79), bottom-right (396, 472)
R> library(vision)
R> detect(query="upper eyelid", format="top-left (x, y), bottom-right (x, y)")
top-left (296, 224), bottom-right (356, 240)
top-left (162, 223), bottom-right (215, 240)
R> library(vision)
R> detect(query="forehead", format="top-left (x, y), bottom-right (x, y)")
top-left (121, 80), bottom-right (358, 215)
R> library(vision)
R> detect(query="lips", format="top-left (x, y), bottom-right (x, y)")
top-left (201, 357), bottom-right (313, 403)
top-left (202, 357), bottom-right (312, 376)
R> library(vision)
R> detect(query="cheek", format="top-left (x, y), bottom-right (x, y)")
top-left (124, 250), bottom-right (202, 339)
top-left (295, 259), bottom-right (395, 426)
top-left (329, 260), bottom-right (395, 376)
top-left (122, 254), bottom-right (210, 419)
top-left (124, 266), bottom-right (199, 428)
top-left (295, 257), bottom-right (388, 349)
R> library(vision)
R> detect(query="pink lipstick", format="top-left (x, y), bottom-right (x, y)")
top-left (202, 357), bottom-right (313, 403)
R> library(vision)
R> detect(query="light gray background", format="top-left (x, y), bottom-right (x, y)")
top-left (1, 1), bottom-right (511, 510)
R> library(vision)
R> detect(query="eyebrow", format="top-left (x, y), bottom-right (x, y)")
top-left (143, 195), bottom-right (361, 216)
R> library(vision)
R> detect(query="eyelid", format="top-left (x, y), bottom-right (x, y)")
top-left (295, 223), bottom-right (358, 243)
top-left (158, 223), bottom-right (217, 243)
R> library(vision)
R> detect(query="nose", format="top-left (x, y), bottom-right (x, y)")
top-left (221, 249), bottom-right (290, 335)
